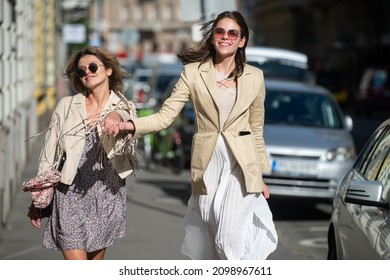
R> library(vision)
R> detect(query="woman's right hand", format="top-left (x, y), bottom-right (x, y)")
top-left (261, 181), bottom-right (270, 199)
top-left (102, 120), bottom-right (135, 137)
top-left (27, 204), bottom-right (41, 229)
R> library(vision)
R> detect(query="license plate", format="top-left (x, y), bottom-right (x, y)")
top-left (272, 159), bottom-right (318, 176)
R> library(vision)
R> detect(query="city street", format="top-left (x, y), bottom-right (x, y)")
top-left (0, 144), bottom-right (191, 260)
top-left (0, 141), bottom-right (328, 260)
top-left (0, 141), bottom-right (333, 261)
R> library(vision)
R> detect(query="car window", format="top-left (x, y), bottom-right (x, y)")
top-left (246, 46), bottom-right (310, 83)
top-left (138, 74), bottom-right (150, 83)
top-left (371, 70), bottom-right (389, 90)
top-left (264, 91), bottom-right (343, 128)
top-left (155, 74), bottom-right (178, 95)
top-left (366, 125), bottom-right (390, 200)
top-left (364, 140), bottom-right (389, 181)
top-left (247, 60), bottom-right (308, 82)
top-left (359, 68), bottom-right (390, 100)
top-left (353, 124), bottom-right (390, 202)
top-left (356, 126), bottom-right (389, 175)
top-left (378, 149), bottom-right (390, 201)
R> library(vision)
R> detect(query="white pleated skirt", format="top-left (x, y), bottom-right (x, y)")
top-left (181, 135), bottom-right (278, 260)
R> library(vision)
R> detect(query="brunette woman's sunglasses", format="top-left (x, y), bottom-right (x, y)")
top-left (214, 27), bottom-right (241, 41)
top-left (76, 62), bottom-right (104, 78)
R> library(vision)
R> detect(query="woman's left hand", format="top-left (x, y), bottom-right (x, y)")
top-left (101, 112), bottom-right (122, 136)
top-left (262, 181), bottom-right (270, 199)
top-left (27, 204), bottom-right (41, 229)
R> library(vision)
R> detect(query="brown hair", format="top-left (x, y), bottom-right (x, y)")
top-left (177, 10), bottom-right (249, 79)
top-left (65, 46), bottom-right (128, 93)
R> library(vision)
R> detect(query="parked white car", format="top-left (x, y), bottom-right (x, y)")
top-left (246, 46), bottom-right (312, 83)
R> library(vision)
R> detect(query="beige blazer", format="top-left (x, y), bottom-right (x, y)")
top-left (133, 60), bottom-right (271, 195)
top-left (38, 91), bottom-right (135, 185)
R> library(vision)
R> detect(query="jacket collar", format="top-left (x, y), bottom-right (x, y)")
top-left (198, 60), bottom-right (254, 129)
top-left (71, 90), bottom-right (119, 126)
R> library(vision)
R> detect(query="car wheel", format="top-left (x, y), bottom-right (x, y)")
top-left (327, 226), bottom-right (337, 260)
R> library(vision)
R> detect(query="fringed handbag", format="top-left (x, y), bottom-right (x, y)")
top-left (23, 152), bottom-right (66, 209)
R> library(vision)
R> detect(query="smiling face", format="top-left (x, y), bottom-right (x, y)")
top-left (212, 17), bottom-right (246, 61)
top-left (78, 54), bottom-right (112, 91)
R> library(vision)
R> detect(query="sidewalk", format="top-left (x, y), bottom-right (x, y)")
top-left (0, 140), bottom-right (191, 260)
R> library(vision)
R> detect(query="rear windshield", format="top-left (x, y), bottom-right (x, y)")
top-left (248, 60), bottom-right (309, 82)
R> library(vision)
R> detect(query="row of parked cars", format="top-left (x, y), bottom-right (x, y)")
top-left (123, 46), bottom-right (389, 259)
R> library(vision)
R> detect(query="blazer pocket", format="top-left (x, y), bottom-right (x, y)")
top-left (191, 135), bottom-right (211, 169)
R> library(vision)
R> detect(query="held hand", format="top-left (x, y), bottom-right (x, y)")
top-left (27, 204), bottom-right (41, 229)
top-left (262, 181), bottom-right (270, 199)
top-left (101, 112), bottom-right (122, 136)
top-left (118, 121), bottom-right (135, 133)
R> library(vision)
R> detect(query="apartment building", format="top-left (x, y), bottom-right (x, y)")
top-left (88, 0), bottom-right (196, 66)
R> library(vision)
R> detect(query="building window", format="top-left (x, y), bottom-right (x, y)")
top-left (147, 3), bottom-right (157, 22)
top-left (133, 5), bottom-right (142, 22)
top-left (120, 1), bottom-right (130, 21)
top-left (163, 3), bottom-right (173, 21)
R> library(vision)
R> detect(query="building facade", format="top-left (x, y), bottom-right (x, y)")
top-left (0, 0), bottom-right (63, 227)
top-left (90, 0), bottom-right (196, 66)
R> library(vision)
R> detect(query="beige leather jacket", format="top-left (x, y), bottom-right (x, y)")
top-left (38, 91), bottom-right (135, 185)
top-left (132, 60), bottom-right (271, 195)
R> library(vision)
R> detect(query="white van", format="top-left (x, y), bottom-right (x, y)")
top-left (245, 46), bottom-right (312, 83)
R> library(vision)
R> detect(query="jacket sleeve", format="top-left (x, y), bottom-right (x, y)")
top-left (249, 70), bottom-right (271, 173)
top-left (37, 99), bottom-right (67, 174)
top-left (132, 69), bottom-right (191, 139)
top-left (100, 92), bottom-right (139, 177)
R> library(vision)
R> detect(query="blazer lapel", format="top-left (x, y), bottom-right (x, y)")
top-left (72, 93), bottom-right (88, 129)
top-left (199, 61), bottom-right (220, 112)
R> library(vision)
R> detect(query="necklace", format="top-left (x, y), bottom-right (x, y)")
top-left (216, 71), bottom-right (235, 88)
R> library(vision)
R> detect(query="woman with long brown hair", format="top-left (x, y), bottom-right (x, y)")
top-left (104, 11), bottom-right (278, 260)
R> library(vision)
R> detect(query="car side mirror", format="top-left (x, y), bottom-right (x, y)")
top-left (344, 115), bottom-right (353, 131)
top-left (344, 180), bottom-right (389, 209)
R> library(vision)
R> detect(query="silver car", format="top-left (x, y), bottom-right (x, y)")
top-left (263, 80), bottom-right (356, 200)
top-left (327, 118), bottom-right (390, 259)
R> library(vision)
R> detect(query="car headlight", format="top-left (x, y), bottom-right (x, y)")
top-left (325, 147), bottom-right (355, 162)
